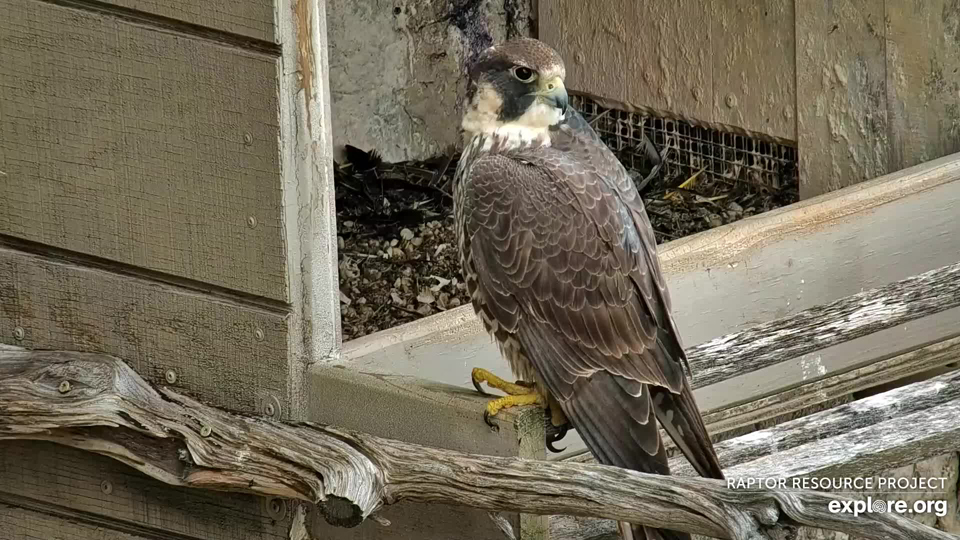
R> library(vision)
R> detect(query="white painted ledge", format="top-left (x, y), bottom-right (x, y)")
top-left (336, 152), bottom-right (960, 389)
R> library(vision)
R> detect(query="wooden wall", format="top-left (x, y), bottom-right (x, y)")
top-left (0, 0), bottom-right (339, 536)
top-left (540, 0), bottom-right (960, 199)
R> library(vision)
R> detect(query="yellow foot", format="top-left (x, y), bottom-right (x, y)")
top-left (482, 392), bottom-right (543, 429)
top-left (471, 367), bottom-right (534, 396)
top-left (471, 368), bottom-right (544, 430)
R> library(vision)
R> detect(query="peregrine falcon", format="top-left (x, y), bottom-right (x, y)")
top-left (453, 38), bottom-right (724, 540)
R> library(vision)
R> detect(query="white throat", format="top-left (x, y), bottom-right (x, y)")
top-left (461, 84), bottom-right (564, 149)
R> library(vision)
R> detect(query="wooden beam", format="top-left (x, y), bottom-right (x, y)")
top-left (698, 335), bottom-right (960, 440)
top-left (688, 259), bottom-right (960, 395)
top-left (554, 370), bottom-right (960, 540)
top-left (0, 347), bottom-right (955, 540)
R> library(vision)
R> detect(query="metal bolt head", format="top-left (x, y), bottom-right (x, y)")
top-left (243, 133), bottom-right (253, 146)
top-left (200, 425), bottom-right (212, 437)
top-left (100, 480), bottom-right (113, 494)
top-left (165, 369), bottom-right (178, 384)
top-left (265, 497), bottom-right (287, 520)
top-left (247, 216), bottom-right (258, 228)
top-left (58, 380), bottom-right (71, 393)
top-left (725, 93), bottom-right (738, 108)
top-left (254, 328), bottom-right (264, 341)
top-left (13, 327), bottom-right (24, 341)
top-left (263, 395), bottom-right (282, 419)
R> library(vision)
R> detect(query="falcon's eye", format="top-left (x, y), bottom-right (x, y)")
top-left (511, 66), bottom-right (536, 83)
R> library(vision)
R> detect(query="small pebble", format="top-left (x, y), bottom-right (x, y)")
top-left (400, 228), bottom-right (415, 241)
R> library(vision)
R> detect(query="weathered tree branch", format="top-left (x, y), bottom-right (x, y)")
top-left (0, 347), bottom-right (954, 540)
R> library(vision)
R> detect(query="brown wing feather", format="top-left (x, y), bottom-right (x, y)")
top-left (456, 112), bottom-right (722, 540)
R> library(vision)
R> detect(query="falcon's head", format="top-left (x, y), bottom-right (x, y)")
top-left (461, 38), bottom-right (569, 144)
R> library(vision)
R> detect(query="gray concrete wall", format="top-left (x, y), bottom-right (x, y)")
top-left (325, 0), bottom-right (534, 162)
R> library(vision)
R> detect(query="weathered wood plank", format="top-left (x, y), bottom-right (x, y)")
top-left (701, 335), bottom-right (960, 439)
top-left (554, 370), bottom-right (960, 540)
top-left (884, 0), bottom-right (960, 172)
top-left (89, 0), bottom-right (276, 43)
top-left (688, 260), bottom-right (960, 392)
top-left (337, 153), bottom-right (960, 410)
top-left (0, 441), bottom-right (288, 540)
top-left (0, 246), bottom-right (291, 417)
top-left (0, 0), bottom-right (286, 300)
top-left (700, 369), bottom-right (960, 476)
top-left (539, 0), bottom-right (797, 140)
top-left (1, 502), bottom-right (155, 540)
top-left (795, 0), bottom-right (889, 197)
top-left (1, 349), bottom-right (953, 540)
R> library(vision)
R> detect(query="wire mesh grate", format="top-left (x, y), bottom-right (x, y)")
top-left (571, 94), bottom-right (798, 191)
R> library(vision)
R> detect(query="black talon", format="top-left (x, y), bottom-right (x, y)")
top-left (543, 409), bottom-right (571, 453)
top-left (546, 423), bottom-right (569, 453)
top-left (546, 438), bottom-right (566, 453)
top-left (472, 377), bottom-right (490, 396)
top-left (483, 409), bottom-right (499, 431)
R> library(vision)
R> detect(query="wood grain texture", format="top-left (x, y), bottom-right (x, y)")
top-left (700, 336), bottom-right (960, 439)
top-left (91, 0), bottom-right (276, 42)
top-left (688, 260), bottom-right (960, 391)
top-left (539, 0), bottom-right (797, 140)
top-left (554, 370), bottom-right (960, 540)
top-left (1, 348), bottom-right (954, 540)
top-left (1, 503), bottom-right (154, 540)
top-left (0, 246), bottom-right (290, 416)
top-left (0, 0), bottom-right (286, 300)
top-left (795, 0), bottom-right (890, 197)
top-left (0, 442), bottom-right (288, 540)
top-left (701, 369), bottom-right (960, 477)
top-left (884, 0), bottom-right (960, 172)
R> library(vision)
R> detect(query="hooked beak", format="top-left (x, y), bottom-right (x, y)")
top-left (537, 76), bottom-right (568, 113)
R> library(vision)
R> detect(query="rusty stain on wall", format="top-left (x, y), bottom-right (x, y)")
top-left (294, 0), bottom-right (315, 121)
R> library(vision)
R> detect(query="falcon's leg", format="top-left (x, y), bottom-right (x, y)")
top-left (544, 409), bottom-right (572, 454)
